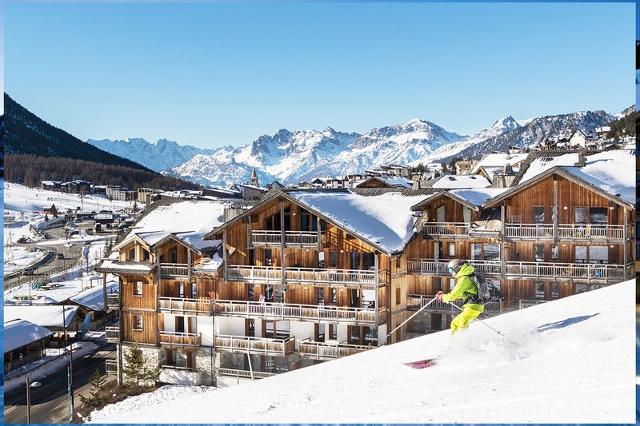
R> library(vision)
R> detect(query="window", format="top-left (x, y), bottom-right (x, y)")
top-left (133, 315), bottom-right (143, 330)
top-left (128, 248), bottom-right (135, 261)
top-left (142, 249), bottom-right (149, 262)
top-left (330, 288), bottom-right (337, 304)
top-left (329, 252), bottom-right (338, 268)
top-left (574, 207), bottom-right (588, 224)
top-left (134, 281), bottom-right (143, 296)
top-left (362, 253), bottom-right (375, 270)
top-left (589, 246), bottom-right (608, 264)
top-left (589, 208), bottom-right (608, 224)
top-left (436, 205), bottom-right (445, 222)
top-left (534, 245), bottom-right (544, 262)
top-left (575, 246), bottom-right (587, 263)
top-left (247, 284), bottom-right (254, 300)
top-left (432, 277), bottom-right (442, 292)
top-left (448, 243), bottom-right (456, 257)
top-left (395, 287), bottom-right (401, 306)
top-left (551, 244), bottom-right (559, 260)
top-left (284, 208), bottom-right (291, 231)
top-left (350, 252), bottom-right (360, 269)
top-left (534, 282), bottom-right (545, 300)
top-left (364, 327), bottom-right (377, 344)
top-left (264, 249), bottom-right (273, 267)
top-left (178, 282), bottom-right (185, 298)
top-left (471, 243), bottom-right (482, 260)
top-left (533, 207), bottom-right (545, 224)
top-left (300, 210), bottom-right (311, 231)
top-left (170, 247), bottom-right (178, 263)
top-left (484, 244), bottom-right (500, 261)
top-left (395, 257), bottom-right (401, 270)
top-left (463, 207), bottom-right (472, 224)
top-left (329, 324), bottom-right (337, 340)
top-left (318, 252), bottom-right (325, 268)
top-left (190, 283), bottom-right (197, 299)
top-left (431, 314), bottom-right (442, 331)
top-left (316, 323), bottom-right (325, 342)
top-left (551, 282), bottom-right (559, 299)
top-left (487, 279), bottom-right (501, 300)
top-left (316, 287), bottom-right (325, 304)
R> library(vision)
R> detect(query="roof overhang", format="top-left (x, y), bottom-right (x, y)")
top-left (410, 191), bottom-right (479, 212)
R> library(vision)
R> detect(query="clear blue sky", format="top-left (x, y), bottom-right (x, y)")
top-left (5, 2), bottom-right (635, 148)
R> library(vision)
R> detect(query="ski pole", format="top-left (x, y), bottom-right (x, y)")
top-left (446, 301), bottom-right (505, 337)
top-left (386, 296), bottom-right (438, 339)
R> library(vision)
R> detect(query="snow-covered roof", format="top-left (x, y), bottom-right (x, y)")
top-left (4, 305), bottom-right (79, 328)
top-left (117, 200), bottom-right (230, 251)
top-left (193, 254), bottom-right (223, 274)
top-left (429, 174), bottom-right (491, 189)
top-left (519, 150), bottom-right (634, 204)
top-left (287, 191), bottom-right (426, 253)
top-left (87, 280), bottom-right (635, 424)
top-left (355, 176), bottom-right (413, 188)
top-left (471, 153), bottom-right (528, 174)
top-left (450, 188), bottom-right (509, 206)
top-left (4, 319), bottom-right (54, 353)
top-left (69, 280), bottom-right (118, 311)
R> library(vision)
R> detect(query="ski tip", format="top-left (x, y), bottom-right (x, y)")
top-left (404, 359), bottom-right (436, 369)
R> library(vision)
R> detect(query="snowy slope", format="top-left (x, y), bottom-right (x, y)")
top-left (87, 138), bottom-right (215, 172)
top-left (88, 280), bottom-right (635, 424)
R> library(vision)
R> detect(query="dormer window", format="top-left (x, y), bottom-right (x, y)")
top-left (128, 248), bottom-right (135, 261)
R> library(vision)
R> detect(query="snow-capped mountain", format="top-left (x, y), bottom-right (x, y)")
top-left (86, 138), bottom-right (215, 172)
top-left (420, 110), bottom-right (613, 165)
top-left (93, 109), bottom-right (616, 188)
top-left (165, 119), bottom-right (463, 187)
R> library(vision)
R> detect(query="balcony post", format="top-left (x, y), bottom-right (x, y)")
top-left (623, 208), bottom-right (628, 280)
top-left (102, 272), bottom-right (108, 313)
top-left (316, 216), bottom-right (322, 253)
top-left (222, 230), bottom-right (228, 280)
top-left (500, 204), bottom-right (506, 283)
top-left (280, 199), bottom-right (287, 295)
top-left (374, 252), bottom-right (379, 328)
top-left (552, 177), bottom-right (558, 244)
top-left (155, 247), bottom-right (160, 347)
top-left (187, 250), bottom-right (192, 285)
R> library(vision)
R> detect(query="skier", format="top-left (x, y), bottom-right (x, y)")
top-left (436, 259), bottom-right (484, 334)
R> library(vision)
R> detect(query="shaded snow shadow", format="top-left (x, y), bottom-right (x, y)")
top-left (537, 313), bottom-right (600, 333)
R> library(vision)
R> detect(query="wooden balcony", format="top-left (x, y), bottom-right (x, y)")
top-left (419, 222), bottom-right (471, 238)
top-left (518, 299), bottom-right (547, 309)
top-left (504, 223), bottom-right (625, 242)
top-left (504, 261), bottom-right (629, 281)
top-left (158, 297), bottom-right (212, 316)
top-left (159, 331), bottom-right (201, 347)
top-left (213, 299), bottom-right (381, 325)
top-left (217, 367), bottom-right (275, 380)
top-left (160, 263), bottom-right (190, 278)
top-left (407, 259), bottom-right (502, 276)
top-left (251, 230), bottom-right (319, 247)
top-left (225, 265), bottom-right (381, 289)
top-left (105, 326), bottom-right (120, 343)
top-left (298, 338), bottom-right (373, 360)
top-left (214, 334), bottom-right (296, 356)
top-left (106, 293), bottom-right (119, 309)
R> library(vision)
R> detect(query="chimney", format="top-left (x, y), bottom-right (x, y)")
top-left (576, 151), bottom-right (586, 167)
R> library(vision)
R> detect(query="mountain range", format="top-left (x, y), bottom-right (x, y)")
top-left (87, 107), bottom-right (626, 188)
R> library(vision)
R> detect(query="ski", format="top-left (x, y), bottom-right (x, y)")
top-left (404, 358), bottom-right (436, 369)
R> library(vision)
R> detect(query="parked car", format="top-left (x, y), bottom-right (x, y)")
top-left (22, 267), bottom-right (36, 276)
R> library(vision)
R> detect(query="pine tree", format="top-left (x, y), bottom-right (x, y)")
top-left (121, 345), bottom-right (160, 391)
top-left (79, 369), bottom-right (106, 408)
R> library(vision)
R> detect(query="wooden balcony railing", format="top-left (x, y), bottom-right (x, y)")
top-left (504, 261), bottom-right (628, 280)
top-left (106, 294), bottom-right (119, 309)
top-left (419, 222), bottom-right (471, 237)
top-left (105, 326), bottom-right (120, 343)
top-left (407, 259), bottom-right (502, 276)
top-left (105, 359), bottom-right (118, 375)
top-left (504, 223), bottom-right (625, 241)
top-left (158, 297), bottom-right (211, 315)
top-left (251, 230), bottom-right (319, 247)
top-left (159, 331), bottom-right (201, 347)
top-left (217, 367), bottom-right (275, 380)
top-left (213, 299), bottom-right (381, 325)
top-left (160, 263), bottom-right (190, 277)
top-left (225, 265), bottom-right (382, 288)
top-left (214, 334), bottom-right (296, 356)
top-left (298, 338), bottom-right (373, 360)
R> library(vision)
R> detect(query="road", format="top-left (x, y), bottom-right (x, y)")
top-left (3, 345), bottom-right (116, 424)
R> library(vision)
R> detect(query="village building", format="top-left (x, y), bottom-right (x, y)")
top-left (4, 319), bottom-right (54, 373)
top-left (356, 176), bottom-right (413, 189)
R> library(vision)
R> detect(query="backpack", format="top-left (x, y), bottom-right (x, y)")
top-left (470, 273), bottom-right (491, 304)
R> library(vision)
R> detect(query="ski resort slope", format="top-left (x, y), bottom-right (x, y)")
top-left (89, 280), bottom-right (635, 424)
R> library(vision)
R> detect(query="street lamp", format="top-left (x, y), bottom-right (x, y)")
top-left (25, 377), bottom-right (42, 423)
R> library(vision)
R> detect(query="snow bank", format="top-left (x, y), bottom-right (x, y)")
top-left (88, 280), bottom-right (635, 424)
top-left (289, 191), bottom-right (426, 253)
